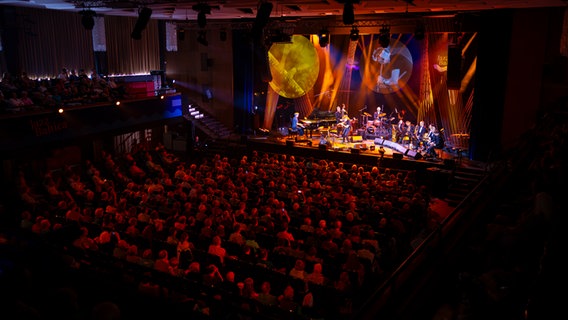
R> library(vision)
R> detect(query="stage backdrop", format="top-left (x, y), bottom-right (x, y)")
top-left (262, 31), bottom-right (477, 152)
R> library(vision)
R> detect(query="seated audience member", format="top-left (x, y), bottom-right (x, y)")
top-left (207, 235), bottom-right (227, 265)
top-left (289, 259), bottom-right (307, 280)
top-left (305, 263), bottom-right (327, 285)
top-left (278, 285), bottom-right (298, 313)
top-left (257, 281), bottom-right (278, 306)
top-left (203, 264), bottom-right (224, 287)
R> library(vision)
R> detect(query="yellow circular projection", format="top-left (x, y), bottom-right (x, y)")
top-left (268, 35), bottom-right (320, 99)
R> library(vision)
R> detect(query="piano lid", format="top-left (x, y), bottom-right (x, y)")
top-left (306, 108), bottom-right (335, 120)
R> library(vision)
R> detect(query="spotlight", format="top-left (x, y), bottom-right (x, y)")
top-left (379, 25), bottom-right (390, 47)
top-left (80, 9), bottom-right (96, 30)
top-left (343, 2), bottom-right (355, 25)
top-left (349, 26), bottom-right (359, 41)
top-left (58, 108), bottom-right (64, 114)
top-left (115, 100), bottom-right (121, 106)
top-left (318, 28), bottom-right (329, 47)
top-left (197, 30), bottom-right (208, 46)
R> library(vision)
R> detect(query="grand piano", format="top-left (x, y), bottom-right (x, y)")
top-left (299, 108), bottom-right (337, 137)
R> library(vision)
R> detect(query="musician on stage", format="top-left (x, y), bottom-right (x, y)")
top-left (414, 120), bottom-right (428, 151)
top-left (335, 105), bottom-right (344, 124)
top-left (404, 120), bottom-right (415, 147)
top-left (373, 105), bottom-right (385, 121)
top-left (425, 124), bottom-right (442, 159)
top-left (339, 115), bottom-right (351, 143)
top-left (395, 119), bottom-right (406, 143)
top-left (291, 112), bottom-right (305, 137)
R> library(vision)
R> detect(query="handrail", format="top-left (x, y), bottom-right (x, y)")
top-left (353, 170), bottom-right (493, 319)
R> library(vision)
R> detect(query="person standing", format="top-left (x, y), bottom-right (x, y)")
top-left (414, 120), bottom-right (428, 151)
top-left (425, 124), bottom-right (440, 159)
top-left (335, 105), bottom-right (345, 124)
top-left (340, 115), bottom-right (351, 143)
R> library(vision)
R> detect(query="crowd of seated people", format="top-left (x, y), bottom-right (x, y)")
top-left (0, 69), bottom-right (126, 114)
top-left (10, 141), bottom-right (447, 319)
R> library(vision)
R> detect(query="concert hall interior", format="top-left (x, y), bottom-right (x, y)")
top-left (1, 1), bottom-right (567, 320)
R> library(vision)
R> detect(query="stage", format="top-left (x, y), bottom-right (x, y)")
top-left (246, 128), bottom-right (471, 171)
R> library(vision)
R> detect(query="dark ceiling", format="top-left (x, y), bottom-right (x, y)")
top-left (2, 0), bottom-right (566, 22)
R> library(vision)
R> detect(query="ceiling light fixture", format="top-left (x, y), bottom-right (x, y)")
top-left (379, 24), bottom-right (390, 47)
top-left (349, 26), bottom-right (359, 41)
top-left (318, 28), bottom-right (330, 47)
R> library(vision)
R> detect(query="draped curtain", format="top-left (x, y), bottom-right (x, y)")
top-left (104, 15), bottom-right (160, 75)
top-left (0, 8), bottom-right (160, 79)
top-left (13, 7), bottom-right (94, 79)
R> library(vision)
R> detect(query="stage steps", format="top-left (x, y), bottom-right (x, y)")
top-left (185, 105), bottom-right (235, 140)
top-left (443, 166), bottom-right (487, 207)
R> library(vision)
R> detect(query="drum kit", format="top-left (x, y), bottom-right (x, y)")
top-left (364, 112), bottom-right (393, 138)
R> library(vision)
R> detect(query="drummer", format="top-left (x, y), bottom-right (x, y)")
top-left (373, 105), bottom-right (385, 121)
top-left (373, 105), bottom-right (387, 127)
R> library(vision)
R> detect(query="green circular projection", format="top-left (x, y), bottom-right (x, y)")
top-left (268, 35), bottom-right (320, 99)
top-left (361, 38), bottom-right (413, 94)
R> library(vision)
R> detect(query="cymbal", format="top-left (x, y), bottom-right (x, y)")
top-left (363, 112), bottom-right (372, 116)
top-left (451, 133), bottom-right (470, 137)
top-left (378, 113), bottom-right (386, 117)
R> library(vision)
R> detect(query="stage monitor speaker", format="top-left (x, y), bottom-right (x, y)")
top-left (319, 144), bottom-right (328, 151)
top-left (383, 140), bottom-right (408, 154)
top-left (447, 45), bottom-right (462, 89)
top-left (351, 135), bottom-right (363, 143)
top-left (405, 148), bottom-right (423, 160)
top-left (350, 148), bottom-right (360, 154)
top-left (393, 153), bottom-right (403, 160)
top-left (374, 138), bottom-right (384, 145)
top-left (369, 145), bottom-right (375, 151)
top-left (286, 140), bottom-right (294, 147)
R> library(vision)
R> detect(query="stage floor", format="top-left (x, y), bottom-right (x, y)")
top-left (244, 129), bottom-right (486, 172)
top-left (251, 131), bottom-right (453, 159)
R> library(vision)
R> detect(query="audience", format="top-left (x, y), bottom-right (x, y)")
top-left (5, 102), bottom-right (565, 320)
